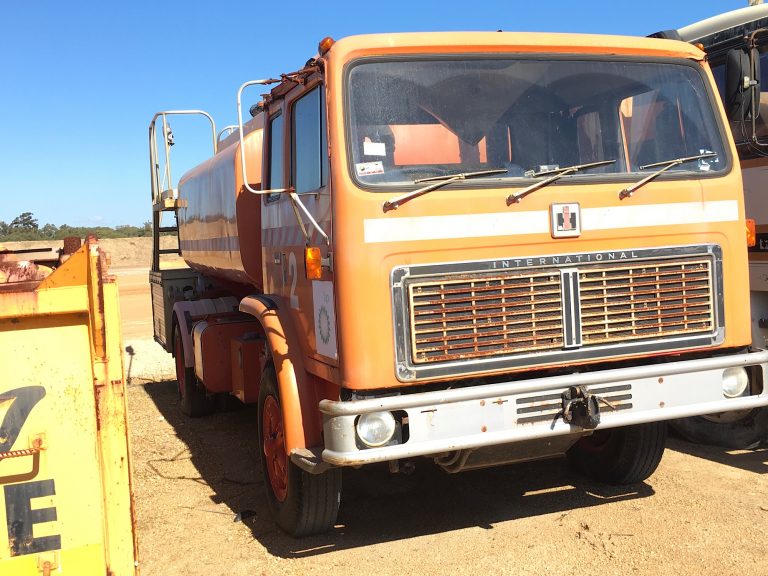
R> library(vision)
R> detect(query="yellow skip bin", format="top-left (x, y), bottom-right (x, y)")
top-left (0, 240), bottom-right (138, 575)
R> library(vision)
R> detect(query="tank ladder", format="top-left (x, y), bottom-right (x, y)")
top-left (148, 111), bottom-right (217, 272)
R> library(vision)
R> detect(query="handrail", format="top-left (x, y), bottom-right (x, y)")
top-left (236, 79), bottom-right (330, 245)
top-left (148, 110), bottom-right (217, 206)
top-left (217, 125), bottom-right (239, 143)
top-left (236, 79), bottom-right (278, 196)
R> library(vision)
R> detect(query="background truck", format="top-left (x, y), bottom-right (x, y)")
top-left (0, 239), bottom-right (138, 575)
top-left (651, 2), bottom-right (768, 448)
top-left (149, 31), bottom-right (768, 536)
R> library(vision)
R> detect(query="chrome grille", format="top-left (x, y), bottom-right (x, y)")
top-left (409, 271), bottom-right (563, 364)
top-left (401, 251), bottom-right (718, 369)
top-left (578, 259), bottom-right (714, 346)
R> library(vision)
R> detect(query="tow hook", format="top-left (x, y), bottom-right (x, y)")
top-left (561, 385), bottom-right (601, 429)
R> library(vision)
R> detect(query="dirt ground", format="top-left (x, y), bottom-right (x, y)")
top-left (96, 240), bottom-right (768, 576)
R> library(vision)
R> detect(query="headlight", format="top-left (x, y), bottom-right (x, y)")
top-left (356, 411), bottom-right (397, 447)
top-left (722, 367), bottom-right (750, 398)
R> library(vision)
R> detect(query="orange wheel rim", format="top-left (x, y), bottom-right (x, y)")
top-left (263, 395), bottom-right (288, 502)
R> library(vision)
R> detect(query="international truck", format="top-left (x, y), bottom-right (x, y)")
top-left (148, 31), bottom-right (768, 536)
top-left (652, 3), bottom-right (768, 448)
top-left (0, 239), bottom-right (138, 574)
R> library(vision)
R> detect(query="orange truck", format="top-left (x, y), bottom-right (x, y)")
top-left (148, 31), bottom-right (768, 536)
top-left (651, 3), bottom-right (768, 447)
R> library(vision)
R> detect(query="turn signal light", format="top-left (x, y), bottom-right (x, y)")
top-left (747, 218), bottom-right (756, 248)
top-left (318, 36), bottom-right (335, 56)
top-left (305, 246), bottom-right (323, 279)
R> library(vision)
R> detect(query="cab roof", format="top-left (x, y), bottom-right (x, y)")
top-left (326, 31), bottom-right (705, 62)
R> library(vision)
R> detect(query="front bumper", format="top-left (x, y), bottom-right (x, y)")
top-left (319, 350), bottom-right (768, 466)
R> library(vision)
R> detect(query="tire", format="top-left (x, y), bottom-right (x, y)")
top-left (173, 323), bottom-right (214, 417)
top-left (257, 365), bottom-right (341, 537)
top-left (670, 408), bottom-right (768, 449)
top-left (567, 422), bottom-right (667, 485)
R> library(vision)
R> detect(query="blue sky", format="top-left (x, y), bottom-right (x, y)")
top-left (0, 0), bottom-right (751, 227)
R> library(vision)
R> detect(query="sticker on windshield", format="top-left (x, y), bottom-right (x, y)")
top-left (356, 161), bottom-right (384, 176)
top-left (363, 141), bottom-right (387, 156)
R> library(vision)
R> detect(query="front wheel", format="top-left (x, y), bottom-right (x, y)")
top-left (567, 422), bottom-right (667, 485)
top-left (257, 365), bottom-right (341, 537)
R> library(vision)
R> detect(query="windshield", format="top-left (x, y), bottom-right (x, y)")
top-left (346, 58), bottom-right (727, 187)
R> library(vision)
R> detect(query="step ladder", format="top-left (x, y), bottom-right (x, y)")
top-left (148, 110), bottom-right (217, 272)
top-left (151, 188), bottom-right (185, 271)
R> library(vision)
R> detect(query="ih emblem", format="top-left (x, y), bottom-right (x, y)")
top-left (551, 203), bottom-right (581, 238)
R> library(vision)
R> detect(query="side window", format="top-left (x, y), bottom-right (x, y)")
top-left (321, 89), bottom-right (328, 187)
top-left (266, 113), bottom-right (284, 202)
top-left (292, 85), bottom-right (328, 193)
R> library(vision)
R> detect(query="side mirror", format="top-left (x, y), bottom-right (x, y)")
top-left (725, 47), bottom-right (760, 121)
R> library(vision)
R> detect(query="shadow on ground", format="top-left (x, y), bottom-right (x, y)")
top-left (142, 380), bottom-right (655, 559)
top-left (665, 435), bottom-right (768, 474)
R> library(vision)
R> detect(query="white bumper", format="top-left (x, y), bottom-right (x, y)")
top-left (319, 350), bottom-right (768, 466)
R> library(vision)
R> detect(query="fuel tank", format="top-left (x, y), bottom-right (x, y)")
top-left (177, 115), bottom-right (264, 288)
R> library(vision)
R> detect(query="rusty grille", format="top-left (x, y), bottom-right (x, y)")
top-left (408, 271), bottom-right (563, 364)
top-left (578, 258), bottom-right (714, 346)
top-left (403, 254), bottom-right (717, 367)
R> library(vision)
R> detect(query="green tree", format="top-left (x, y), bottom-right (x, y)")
top-left (40, 223), bottom-right (58, 239)
top-left (0, 216), bottom-right (156, 241)
top-left (9, 212), bottom-right (38, 231)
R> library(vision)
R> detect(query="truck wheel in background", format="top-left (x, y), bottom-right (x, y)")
top-left (670, 408), bottom-right (768, 449)
top-left (566, 422), bottom-right (667, 484)
top-left (258, 365), bottom-right (341, 537)
top-left (173, 323), bottom-right (214, 417)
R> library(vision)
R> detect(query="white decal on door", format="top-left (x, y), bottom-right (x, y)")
top-left (312, 281), bottom-right (337, 359)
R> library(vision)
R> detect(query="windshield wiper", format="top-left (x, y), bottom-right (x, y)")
top-left (382, 168), bottom-right (508, 212)
top-left (618, 152), bottom-right (717, 200)
top-left (506, 159), bottom-right (616, 205)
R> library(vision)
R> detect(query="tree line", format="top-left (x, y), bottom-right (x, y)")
top-left (0, 212), bottom-right (153, 242)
